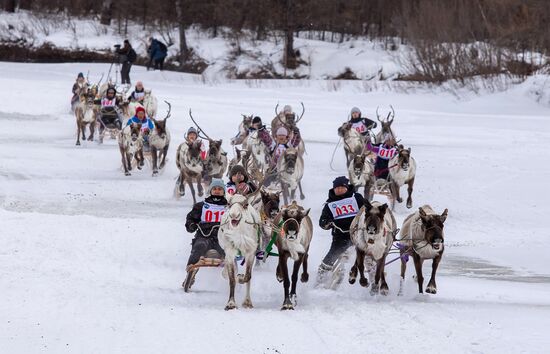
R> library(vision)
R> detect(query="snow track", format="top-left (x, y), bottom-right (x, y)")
top-left (1, 62), bottom-right (550, 354)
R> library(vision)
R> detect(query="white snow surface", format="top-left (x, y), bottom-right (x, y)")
top-left (1, 62), bottom-right (550, 354)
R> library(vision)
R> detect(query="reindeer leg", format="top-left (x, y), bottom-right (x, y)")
top-left (188, 179), bottom-right (196, 204)
top-left (178, 173), bottom-right (186, 196)
top-left (120, 147), bottom-right (130, 176)
top-left (398, 250), bottom-right (408, 296)
top-left (151, 146), bottom-right (159, 176)
top-left (406, 177), bottom-right (415, 209)
top-left (348, 249), bottom-right (359, 284)
top-left (276, 263), bottom-right (283, 282)
top-left (290, 256), bottom-right (303, 307)
top-left (224, 261), bottom-right (237, 310)
top-left (379, 257), bottom-right (389, 296)
top-left (426, 253), bottom-right (442, 294)
top-left (159, 145), bottom-right (168, 169)
top-left (281, 181), bottom-right (289, 205)
top-left (301, 252), bottom-right (309, 283)
top-left (413, 253), bottom-right (424, 294)
top-left (392, 181), bottom-right (402, 203)
top-left (138, 150), bottom-right (145, 168)
top-left (241, 256), bottom-right (254, 308)
top-left (370, 260), bottom-right (381, 296)
top-left (357, 249), bottom-right (369, 288)
top-left (88, 122), bottom-right (95, 141)
top-left (76, 121), bottom-right (81, 146)
top-left (298, 181), bottom-right (305, 200)
top-left (279, 253), bottom-right (293, 310)
top-left (197, 176), bottom-right (204, 197)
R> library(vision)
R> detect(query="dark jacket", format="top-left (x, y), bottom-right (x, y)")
top-left (149, 39), bottom-right (168, 61)
top-left (226, 165), bottom-right (257, 195)
top-left (350, 117), bottom-right (377, 136)
top-left (319, 187), bottom-right (366, 240)
top-left (185, 195), bottom-right (228, 238)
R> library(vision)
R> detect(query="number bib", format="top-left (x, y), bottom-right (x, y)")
top-left (351, 121), bottom-right (367, 134)
top-left (101, 98), bottom-right (116, 108)
top-left (378, 145), bottom-right (397, 160)
top-left (200, 203), bottom-right (226, 223)
top-left (329, 196), bottom-right (359, 220)
top-left (226, 183), bottom-right (237, 196)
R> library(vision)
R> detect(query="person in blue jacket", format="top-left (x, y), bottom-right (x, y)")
top-left (126, 106), bottom-right (154, 150)
top-left (147, 37), bottom-right (168, 71)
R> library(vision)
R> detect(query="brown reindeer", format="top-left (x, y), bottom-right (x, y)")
top-left (118, 123), bottom-right (144, 176)
top-left (348, 153), bottom-right (375, 200)
top-left (74, 91), bottom-right (98, 145)
top-left (398, 206), bottom-right (448, 295)
top-left (203, 139), bottom-right (228, 186)
top-left (274, 201), bottom-right (313, 310)
top-left (271, 103), bottom-right (306, 156)
top-left (389, 145), bottom-right (417, 208)
top-left (258, 188), bottom-right (282, 252)
top-left (349, 201), bottom-right (397, 296)
top-left (175, 140), bottom-right (204, 204)
top-left (230, 114), bottom-right (253, 147)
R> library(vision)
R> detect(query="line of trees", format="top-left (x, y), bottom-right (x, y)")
top-left (3, 0), bottom-right (549, 78)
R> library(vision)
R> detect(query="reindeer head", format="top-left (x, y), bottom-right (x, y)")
top-left (144, 89), bottom-right (152, 98)
top-left (208, 139), bottom-right (223, 157)
top-left (280, 201), bottom-right (310, 241)
top-left (337, 122), bottom-right (352, 138)
top-left (352, 154), bottom-right (366, 174)
top-left (284, 113), bottom-right (296, 129)
top-left (226, 193), bottom-right (250, 227)
top-left (260, 188), bottom-right (281, 219)
top-left (151, 118), bottom-right (168, 139)
top-left (129, 123), bottom-right (142, 142)
top-left (186, 140), bottom-right (203, 167)
top-left (364, 203), bottom-right (389, 239)
top-left (242, 115), bottom-right (253, 130)
top-left (397, 145), bottom-right (412, 171)
top-left (419, 207), bottom-right (447, 251)
top-left (282, 148), bottom-right (298, 174)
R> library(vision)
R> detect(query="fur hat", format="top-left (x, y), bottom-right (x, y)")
top-left (135, 106), bottom-right (146, 115)
top-left (252, 116), bottom-right (262, 125)
top-left (209, 178), bottom-right (226, 194)
top-left (77, 72), bottom-right (84, 79)
top-left (350, 107), bottom-right (361, 115)
top-left (332, 176), bottom-right (350, 188)
top-left (276, 127), bottom-right (288, 136)
top-left (187, 127), bottom-right (198, 135)
top-left (283, 105), bottom-right (292, 114)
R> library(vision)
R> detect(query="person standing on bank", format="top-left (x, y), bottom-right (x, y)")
top-left (115, 39), bottom-right (137, 85)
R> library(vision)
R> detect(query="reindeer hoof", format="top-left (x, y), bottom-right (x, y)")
top-left (281, 300), bottom-right (294, 311)
top-left (276, 274), bottom-right (283, 283)
top-left (290, 294), bottom-right (297, 307)
top-left (198, 191), bottom-right (204, 197)
top-left (301, 272), bottom-right (309, 283)
top-left (87, 136), bottom-right (93, 141)
top-left (225, 303), bottom-right (237, 311)
top-left (300, 194), bottom-right (305, 200)
top-left (380, 286), bottom-right (389, 296)
top-left (426, 286), bottom-right (437, 294)
top-left (359, 278), bottom-right (369, 288)
top-left (76, 141), bottom-right (80, 146)
top-left (125, 172), bottom-right (131, 176)
top-left (397, 197), bottom-right (403, 203)
top-left (242, 299), bottom-right (254, 309)
top-left (406, 200), bottom-right (412, 209)
top-left (152, 170), bottom-right (158, 177)
top-left (349, 277), bottom-right (356, 285)
top-left (370, 284), bottom-right (380, 296)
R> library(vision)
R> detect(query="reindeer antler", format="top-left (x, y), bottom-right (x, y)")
top-left (274, 102), bottom-right (280, 116)
top-left (163, 101), bottom-right (171, 120)
top-left (188, 109), bottom-right (213, 141)
top-left (388, 105), bottom-right (395, 123)
top-left (376, 106), bottom-right (382, 123)
top-left (96, 73), bottom-right (104, 88)
top-left (296, 102), bottom-right (305, 123)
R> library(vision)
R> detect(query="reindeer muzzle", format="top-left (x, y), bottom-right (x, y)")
top-left (286, 230), bottom-right (298, 240)
top-left (286, 167), bottom-right (295, 174)
top-left (402, 163), bottom-right (409, 171)
top-left (432, 239), bottom-right (443, 251)
top-left (231, 219), bottom-right (241, 227)
top-left (131, 135), bottom-right (138, 142)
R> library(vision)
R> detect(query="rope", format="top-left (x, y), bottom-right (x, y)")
top-left (373, 163), bottom-right (399, 177)
top-left (329, 137), bottom-right (342, 172)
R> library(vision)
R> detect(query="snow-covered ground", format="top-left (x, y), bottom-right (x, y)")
top-left (1, 62), bottom-right (550, 354)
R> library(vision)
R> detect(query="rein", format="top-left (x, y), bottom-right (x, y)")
top-left (373, 163), bottom-right (399, 177)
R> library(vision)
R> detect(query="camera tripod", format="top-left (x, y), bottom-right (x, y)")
top-left (106, 55), bottom-right (122, 86)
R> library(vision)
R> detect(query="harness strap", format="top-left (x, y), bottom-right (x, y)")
top-left (263, 220), bottom-right (284, 260)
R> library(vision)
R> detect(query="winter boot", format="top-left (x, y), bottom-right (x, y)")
top-left (315, 262), bottom-right (333, 288)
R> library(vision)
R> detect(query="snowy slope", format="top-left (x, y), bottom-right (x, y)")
top-left (1, 62), bottom-right (550, 354)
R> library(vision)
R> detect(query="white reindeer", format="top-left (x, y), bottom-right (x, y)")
top-left (246, 129), bottom-right (270, 174)
top-left (348, 153), bottom-right (375, 200)
top-left (338, 122), bottom-right (365, 165)
top-left (349, 201), bottom-right (397, 296)
top-left (149, 102), bottom-right (172, 176)
top-left (277, 148), bottom-right (305, 205)
top-left (117, 123), bottom-right (144, 176)
top-left (74, 92), bottom-right (97, 145)
top-left (143, 89), bottom-right (158, 118)
top-left (175, 140), bottom-right (204, 204)
top-left (218, 193), bottom-right (261, 310)
top-left (388, 145), bottom-right (417, 208)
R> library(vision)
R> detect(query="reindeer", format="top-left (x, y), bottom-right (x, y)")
top-left (246, 129), bottom-right (271, 174)
top-left (338, 122), bottom-right (364, 165)
top-left (149, 101), bottom-right (172, 176)
top-left (118, 123), bottom-right (144, 176)
top-left (375, 106), bottom-right (397, 144)
top-left (349, 201), bottom-right (397, 296)
top-left (257, 187), bottom-right (282, 253)
top-left (175, 140), bottom-right (204, 204)
top-left (277, 148), bottom-right (305, 205)
top-left (143, 89), bottom-right (158, 118)
top-left (388, 145), bottom-right (417, 209)
top-left (272, 201), bottom-right (312, 310)
top-left (271, 103), bottom-right (306, 156)
top-left (398, 206), bottom-right (448, 295)
top-left (348, 153), bottom-right (375, 200)
top-left (187, 109), bottom-right (229, 185)
top-left (74, 90), bottom-right (98, 145)
top-left (230, 114), bottom-right (253, 148)
top-left (218, 193), bottom-right (262, 310)
top-left (71, 82), bottom-right (89, 113)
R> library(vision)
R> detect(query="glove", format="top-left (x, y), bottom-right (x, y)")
top-left (187, 223), bottom-right (198, 233)
top-left (237, 182), bottom-right (250, 194)
top-left (320, 221), bottom-right (332, 230)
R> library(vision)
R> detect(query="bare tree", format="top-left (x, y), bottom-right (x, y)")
top-left (175, 0), bottom-right (190, 65)
top-left (4, 0), bottom-right (16, 12)
top-left (100, 0), bottom-right (113, 26)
